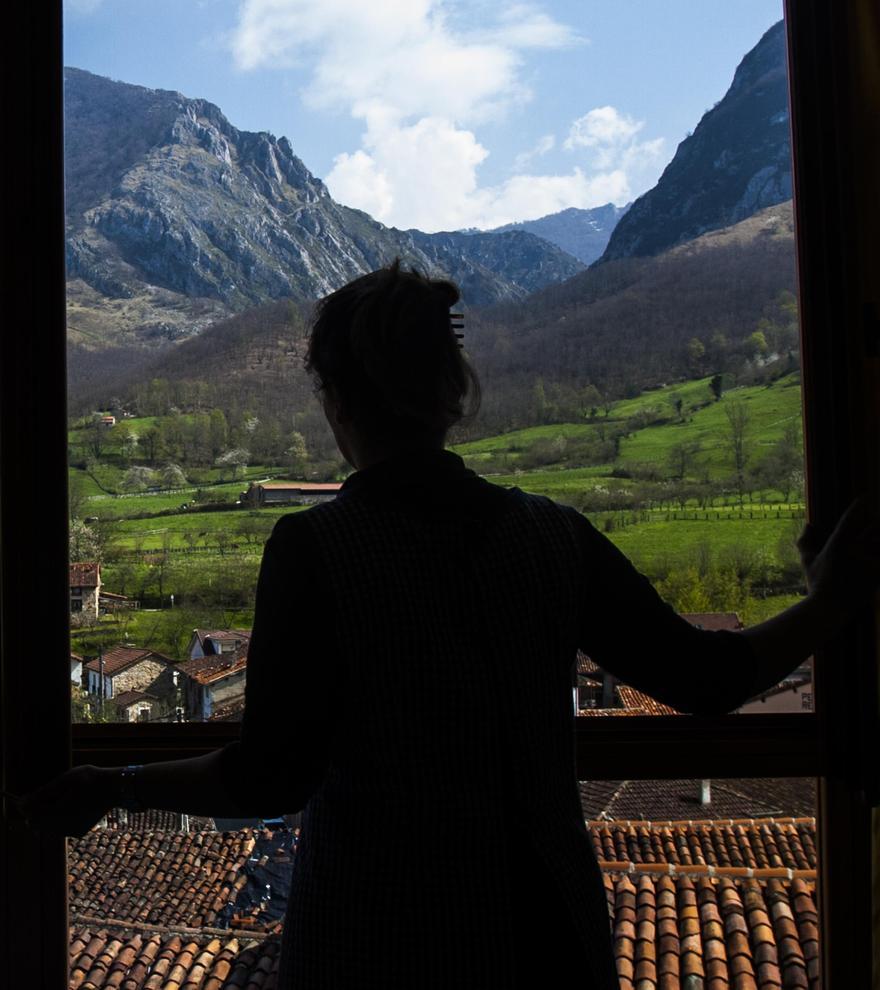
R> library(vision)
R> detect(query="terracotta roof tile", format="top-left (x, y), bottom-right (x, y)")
top-left (681, 611), bottom-right (744, 631)
top-left (184, 648), bottom-right (248, 686)
top-left (69, 829), bottom-right (257, 930)
top-left (70, 562), bottom-right (101, 587)
top-left (66, 821), bottom-right (823, 989)
top-left (587, 819), bottom-right (817, 871)
top-left (616, 684), bottom-right (682, 716)
top-left (580, 777), bottom-right (816, 820)
top-left (84, 646), bottom-right (176, 677)
top-left (101, 810), bottom-right (216, 832)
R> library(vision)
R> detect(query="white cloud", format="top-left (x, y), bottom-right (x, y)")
top-left (513, 133), bottom-right (555, 172)
top-left (564, 105), bottom-right (666, 177)
top-left (564, 106), bottom-right (642, 151)
top-left (328, 115), bottom-right (629, 231)
top-left (230, 2), bottom-right (659, 230)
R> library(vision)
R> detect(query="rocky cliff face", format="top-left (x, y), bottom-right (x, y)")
top-left (481, 204), bottom-right (629, 265)
top-left (599, 20), bottom-right (791, 263)
top-left (64, 68), bottom-right (583, 346)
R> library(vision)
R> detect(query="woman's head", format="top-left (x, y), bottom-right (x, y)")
top-left (305, 259), bottom-right (480, 451)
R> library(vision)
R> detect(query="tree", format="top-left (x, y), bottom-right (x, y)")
top-left (723, 399), bottom-right (753, 505)
top-left (666, 440), bottom-right (702, 482)
top-left (579, 385), bottom-right (602, 420)
top-left (122, 465), bottom-right (156, 492)
top-left (215, 447), bottom-right (250, 480)
top-left (69, 518), bottom-right (106, 563)
top-left (68, 473), bottom-right (88, 520)
top-left (160, 462), bottom-right (188, 489)
top-left (755, 421), bottom-right (804, 502)
top-left (709, 374), bottom-right (724, 402)
top-left (687, 337), bottom-right (706, 373)
top-left (746, 330), bottom-right (769, 361)
top-left (285, 431), bottom-right (308, 477)
top-left (112, 422), bottom-right (139, 464)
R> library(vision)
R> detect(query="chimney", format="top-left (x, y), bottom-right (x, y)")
top-left (700, 779), bottom-right (712, 806)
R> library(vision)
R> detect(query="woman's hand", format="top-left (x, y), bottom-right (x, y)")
top-left (798, 499), bottom-right (880, 616)
top-left (17, 765), bottom-right (117, 838)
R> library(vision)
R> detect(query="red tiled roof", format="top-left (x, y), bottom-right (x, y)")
top-left (580, 778), bottom-right (817, 821)
top-left (576, 650), bottom-right (600, 675)
top-left (67, 819), bottom-right (822, 990)
top-left (71, 652), bottom-right (83, 662)
top-left (184, 647), bottom-right (248, 685)
top-left (69, 925), bottom-right (281, 990)
top-left (84, 646), bottom-right (176, 677)
top-left (70, 562), bottom-right (101, 587)
top-left (681, 611), bottom-right (744, 631)
top-left (616, 685), bottom-right (682, 716)
top-left (208, 698), bottom-right (247, 721)
top-left (589, 819), bottom-right (817, 871)
top-left (102, 810), bottom-right (216, 831)
top-left (68, 829), bottom-right (257, 929)
top-left (577, 707), bottom-right (649, 717)
top-left (603, 871), bottom-right (819, 990)
top-left (257, 482), bottom-right (341, 491)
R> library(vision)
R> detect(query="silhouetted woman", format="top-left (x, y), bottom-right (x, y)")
top-left (20, 261), bottom-right (879, 988)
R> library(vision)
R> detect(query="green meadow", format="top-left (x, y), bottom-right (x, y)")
top-left (72, 374), bottom-right (807, 662)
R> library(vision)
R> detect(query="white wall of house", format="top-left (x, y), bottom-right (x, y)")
top-left (70, 659), bottom-right (83, 686)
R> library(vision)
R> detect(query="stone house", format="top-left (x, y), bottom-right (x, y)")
top-left (182, 630), bottom-right (251, 721)
top-left (84, 645), bottom-right (178, 720)
top-left (69, 562), bottom-right (101, 619)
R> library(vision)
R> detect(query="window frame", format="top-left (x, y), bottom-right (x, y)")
top-left (1, 1), bottom-right (878, 985)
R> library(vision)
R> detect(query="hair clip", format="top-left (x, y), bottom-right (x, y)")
top-left (450, 312), bottom-right (464, 348)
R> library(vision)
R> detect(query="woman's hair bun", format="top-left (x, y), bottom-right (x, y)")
top-left (305, 259), bottom-right (479, 438)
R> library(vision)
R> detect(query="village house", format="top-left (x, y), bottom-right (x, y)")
top-left (84, 645), bottom-right (178, 721)
top-left (738, 660), bottom-right (814, 713)
top-left (187, 628), bottom-right (250, 660)
top-left (70, 651), bottom-right (84, 687)
top-left (182, 629), bottom-right (251, 721)
top-left (98, 589), bottom-right (138, 613)
top-left (240, 481), bottom-right (341, 507)
top-left (69, 562), bottom-right (101, 619)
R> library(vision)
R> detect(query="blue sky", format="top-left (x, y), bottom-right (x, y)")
top-left (64, 1), bottom-right (784, 232)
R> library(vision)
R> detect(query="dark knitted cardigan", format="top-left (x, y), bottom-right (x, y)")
top-left (220, 449), bottom-right (758, 989)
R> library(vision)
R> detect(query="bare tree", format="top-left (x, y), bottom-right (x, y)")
top-left (724, 399), bottom-right (753, 505)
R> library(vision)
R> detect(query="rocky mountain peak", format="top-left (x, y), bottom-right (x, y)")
top-left (62, 68), bottom-right (582, 347)
top-left (599, 20), bottom-right (791, 263)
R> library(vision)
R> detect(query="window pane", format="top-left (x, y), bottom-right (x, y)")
top-left (66, 2), bottom-right (802, 723)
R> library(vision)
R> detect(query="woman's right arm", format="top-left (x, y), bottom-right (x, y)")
top-left (569, 503), bottom-right (878, 715)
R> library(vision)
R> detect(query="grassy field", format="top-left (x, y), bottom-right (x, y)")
top-left (453, 374), bottom-right (802, 482)
top-left (618, 378), bottom-right (802, 474)
top-left (109, 506), bottom-right (301, 549)
top-left (606, 514), bottom-right (800, 572)
top-left (72, 470), bottom-right (283, 519)
top-left (72, 373), bottom-right (808, 663)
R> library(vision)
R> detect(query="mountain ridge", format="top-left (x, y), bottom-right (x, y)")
top-left (63, 67), bottom-right (584, 347)
top-left (473, 204), bottom-right (630, 265)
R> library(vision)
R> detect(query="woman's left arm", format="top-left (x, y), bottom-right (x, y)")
top-left (19, 513), bottom-right (339, 837)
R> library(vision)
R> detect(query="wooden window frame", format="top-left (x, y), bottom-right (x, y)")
top-left (1, 2), bottom-right (878, 985)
